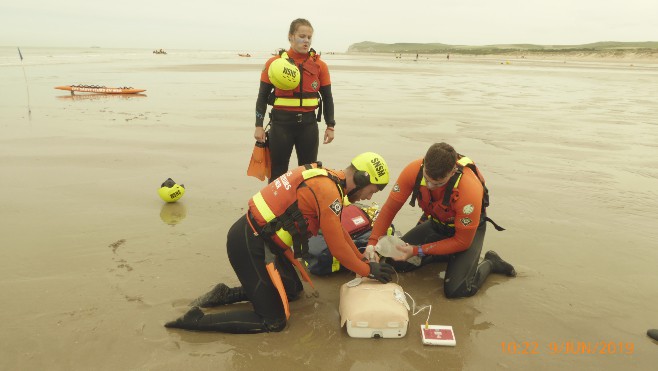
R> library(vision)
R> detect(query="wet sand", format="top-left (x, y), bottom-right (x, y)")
top-left (1, 49), bottom-right (657, 370)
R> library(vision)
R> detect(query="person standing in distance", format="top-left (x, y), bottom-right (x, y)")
top-left (254, 18), bottom-right (336, 182)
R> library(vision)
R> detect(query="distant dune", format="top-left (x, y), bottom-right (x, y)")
top-left (347, 41), bottom-right (658, 59)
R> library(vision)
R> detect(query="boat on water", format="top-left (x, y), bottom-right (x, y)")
top-left (238, 53), bottom-right (251, 57)
top-left (55, 85), bottom-right (146, 95)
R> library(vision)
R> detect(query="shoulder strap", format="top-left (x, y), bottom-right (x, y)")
top-left (461, 161), bottom-right (490, 209)
top-left (409, 162), bottom-right (424, 206)
top-left (441, 168), bottom-right (463, 207)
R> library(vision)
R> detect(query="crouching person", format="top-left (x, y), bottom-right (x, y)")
top-left (165, 153), bottom-right (395, 333)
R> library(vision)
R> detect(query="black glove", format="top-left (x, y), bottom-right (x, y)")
top-left (368, 262), bottom-right (395, 283)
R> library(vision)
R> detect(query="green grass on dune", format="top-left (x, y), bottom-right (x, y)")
top-left (347, 41), bottom-right (658, 55)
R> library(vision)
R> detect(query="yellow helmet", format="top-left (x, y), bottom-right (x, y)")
top-left (159, 178), bottom-right (185, 203)
top-left (268, 52), bottom-right (300, 90)
top-left (351, 152), bottom-right (389, 190)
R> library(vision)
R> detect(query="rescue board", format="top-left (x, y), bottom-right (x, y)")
top-left (54, 85), bottom-right (146, 94)
top-left (56, 93), bottom-right (147, 101)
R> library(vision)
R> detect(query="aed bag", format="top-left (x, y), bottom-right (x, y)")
top-left (339, 278), bottom-right (409, 338)
top-left (340, 204), bottom-right (371, 236)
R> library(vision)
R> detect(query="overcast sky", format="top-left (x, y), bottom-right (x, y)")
top-left (2, 0), bottom-right (656, 52)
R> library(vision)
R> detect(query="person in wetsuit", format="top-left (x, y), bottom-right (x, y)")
top-left (165, 153), bottom-right (394, 333)
top-left (367, 142), bottom-right (516, 298)
top-left (253, 18), bottom-right (336, 183)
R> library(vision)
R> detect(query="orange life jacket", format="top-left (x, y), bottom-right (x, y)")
top-left (272, 49), bottom-right (322, 109)
top-left (409, 155), bottom-right (503, 230)
top-left (247, 162), bottom-right (344, 258)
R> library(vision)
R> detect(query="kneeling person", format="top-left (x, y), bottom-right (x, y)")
top-left (368, 142), bottom-right (516, 298)
top-left (165, 153), bottom-right (395, 333)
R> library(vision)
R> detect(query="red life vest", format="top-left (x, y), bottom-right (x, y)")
top-left (247, 163), bottom-right (344, 258)
top-left (408, 156), bottom-right (504, 231)
top-left (409, 156), bottom-right (489, 226)
top-left (273, 50), bottom-right (322, 108)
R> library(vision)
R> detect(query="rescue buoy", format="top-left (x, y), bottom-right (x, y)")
top-left (268, 52), bottom-right (300, 90)
top-left (159, 178), bottom-right (185, 202)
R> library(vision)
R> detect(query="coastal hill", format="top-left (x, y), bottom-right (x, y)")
top-left (347, 41), bottom-right (658, 58)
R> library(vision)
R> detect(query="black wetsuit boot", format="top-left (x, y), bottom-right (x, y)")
top-left (648, 329), bottom-right (658, 341)
top-left (444, 249), bottom-right (516, 298)
top-left (190, 284), bottom-right (248, 308)
top-left (164, 306), bottom-right (286, 334)
top-left (483, 251), bottom-right (516, 277)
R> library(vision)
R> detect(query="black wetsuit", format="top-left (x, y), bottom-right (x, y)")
top-left (255, 81), bottom-right (335, 182)
top-left (389, 219), bottom-right (492, 298)
top-left (166, 215), bottom-right (303, 333)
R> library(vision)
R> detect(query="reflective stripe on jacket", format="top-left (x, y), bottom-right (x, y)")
top-left (273, 53), bottom-right (321, 108)
top-left (248, 164), bottom-right (343, 254)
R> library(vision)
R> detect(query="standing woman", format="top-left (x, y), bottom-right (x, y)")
top-left (253, 18), bottom-right (336, 182)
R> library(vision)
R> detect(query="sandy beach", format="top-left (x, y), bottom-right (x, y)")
top-left (1, 47), bottom-right (657, 370)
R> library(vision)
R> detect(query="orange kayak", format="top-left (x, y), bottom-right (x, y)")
top-left (55, 85), bottom-right (146, 94)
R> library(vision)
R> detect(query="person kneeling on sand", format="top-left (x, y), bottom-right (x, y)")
top-left (366, 142), bottom-right (516, 298)
top-left (165, 153), bottom-right (395, 333)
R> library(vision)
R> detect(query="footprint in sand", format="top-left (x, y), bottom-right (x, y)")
top-left (108, 239), bottom-right (134, 272)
